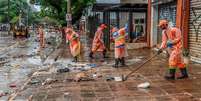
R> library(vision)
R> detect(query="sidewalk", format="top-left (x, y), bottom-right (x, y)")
top-left (9, 33), bottom-right (201, 101)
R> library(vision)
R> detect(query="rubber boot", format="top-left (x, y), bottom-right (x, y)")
top-left (89, 52), bottom-right (94, 59)
top-left (120, 57), bottom-right (126, 67)
top-left (177, 68), bottom-right (188, 79)
top-left (72, 56), bottom-right (78, 62)
top-left (113, 59), bottom-right (119, 68)
top-left (164, 69), bottom-right (176, 80)
top-left (103, 49), bottom-right (108, 58)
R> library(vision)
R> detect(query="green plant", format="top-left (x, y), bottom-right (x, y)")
top-left (183, 48), bottom-right (190, 57)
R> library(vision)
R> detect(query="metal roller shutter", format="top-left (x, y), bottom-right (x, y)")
top-left (189, 0), bottom-right (201, 63)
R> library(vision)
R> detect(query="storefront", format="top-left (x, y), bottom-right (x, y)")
top-left (150, 0), bottom-right (177, 44)
top-left (91, 3), bottom-right (148, 49)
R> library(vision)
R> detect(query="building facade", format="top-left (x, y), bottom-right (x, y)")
top-left (149, 0), bottom-right (201, 63)
top-left (87, 0), bottom-right (148, 49)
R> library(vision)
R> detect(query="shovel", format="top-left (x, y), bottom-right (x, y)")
top-left (122, 53), bottom-right (159, 81)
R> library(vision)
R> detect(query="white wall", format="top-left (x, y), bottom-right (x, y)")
top-left (150, 6), bottom-right (159, 47)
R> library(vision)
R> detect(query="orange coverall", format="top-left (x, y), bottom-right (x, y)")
top-left (160, 27), bottom-right (185, 69)
top-left (91, 27), bottom-right (106, 52)
top-left (66, 30), bottom-right (81, 57)
top-left (113, 28), bottom-right (126, 58)
top-left (38, 28), bottom-right (45, 48)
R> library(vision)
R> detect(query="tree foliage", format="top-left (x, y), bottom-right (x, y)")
top-left (0, 0), bottom-right (30, 24)
top-left (0, 0), bottom-right (95, 26)
top-left (33, 0), bottom-right (95, 26)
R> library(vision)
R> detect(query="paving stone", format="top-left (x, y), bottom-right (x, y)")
top-left (3, 33), bottom-right (201, 100)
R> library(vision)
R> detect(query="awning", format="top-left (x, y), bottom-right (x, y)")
top-left (152, 0), bottom-right (176, 6)
top-left (92, 3), bottom-right (148, 12)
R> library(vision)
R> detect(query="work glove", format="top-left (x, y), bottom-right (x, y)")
top-left (112, 32), bottom-right (119, 38)
top-left (167, 40), bottom-right (173, 48)
top-left (157, 48), bottom-right (163, 55)
top-left (124, 23), bottom-right (129, 32)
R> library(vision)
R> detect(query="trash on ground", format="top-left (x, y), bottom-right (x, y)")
top-left (9, 84), bottom-right (17, 88)
top-left (87, 64), bottom-right (97, 68)
top-left (66, 63), bottom-right (98, 72)
top-left (137, 82), bottom-right (150, 89)
top-left (32, 71), bottom-right (52, 77)
top-left (74, 72), bottom-right (93, 82)
top-left (114, 76), bottom-right (123, 81)
top-left (92, 72), bottom-right (102, 78)
top-left (64, 92), bottom-right (70, 96)
top-left (64, 78), bottom-right (74, 82)
top-left (14, 64), bottom-right (21, 68)
top-left (57, 68), bottom-right (70, 73)
top-left (0, 92), bottom-right (6, 97)
top-left (42, 78), bottom-right (57, 85)
top-left (29, 80), bottom-right (40, 85)
top-left (106, 76), bottom-right (114, 81)
top-left (92, 73), bottom-right (98, 78)
top-left (0, 90), bottom-right (8, 97)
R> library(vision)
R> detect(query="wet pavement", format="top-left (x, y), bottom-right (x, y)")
top-left (0, 31), bottom-right (62, 100)
top-left (1, 32), bottom-right (201, 101)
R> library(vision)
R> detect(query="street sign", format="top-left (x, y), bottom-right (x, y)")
top-left (66, 14), bottom-right (72, 21)
top-left (81, 16), bottom-right (86, 22)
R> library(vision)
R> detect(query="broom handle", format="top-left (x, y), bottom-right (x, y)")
top-left (125, 53), bottom-right (159, 79)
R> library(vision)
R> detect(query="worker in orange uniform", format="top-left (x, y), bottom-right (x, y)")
top-left (65, 26), bottom-right (81, 62)
top-left (38, 25), bottom-right (45, 50)
top-left (89, 24), bottom-right (107, 59)
top-left (111, 25), bottom-right (128, 68)
top-left (158, 19), bottom-right (188, 80)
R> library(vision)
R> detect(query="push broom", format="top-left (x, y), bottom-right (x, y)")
top-left (122, 53), bottom-right (159, 81)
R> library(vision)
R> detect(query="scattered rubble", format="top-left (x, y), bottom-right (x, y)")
top-left (92, 73), bottom-right (102, 78)
top-left (42, 78), bottom-right (58, 85)
top-left (0, 90), bottom-right (9, 97)
top-left (114, 76), bottom-right (123, 82)
top-left (9, 84), bottom-right (17, 88)
top-left (32, 71), bottom-right (52, 77)
top-left (106, 76), bottom-right (114, 81)
top-left (105, 75), bottom-right (124, 82)
top-left (29, 79), bottom-right (40, 85)
top-left (87, 64), bottom-right (97, 68)
top-left (12, 54), bottom-right (36, 59)
top-left (0, 57), bottom-right (9, 65)
top-left (74, 72), bottom-right (94, 82)
top-left (57, 68), bottom-right (70, 73)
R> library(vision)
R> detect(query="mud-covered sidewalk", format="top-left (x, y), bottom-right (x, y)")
top-left (0, 31), bottom-right (62, 101)
top-left (7, 34), bottom-right (201, 101)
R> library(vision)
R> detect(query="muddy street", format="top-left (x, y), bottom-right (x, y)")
top-left (2, 33), bottom-right (201, 101)
top-left (0, 32), bottom-right (60, 100)
top-left (2, 0), bottom-right (201, 100)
